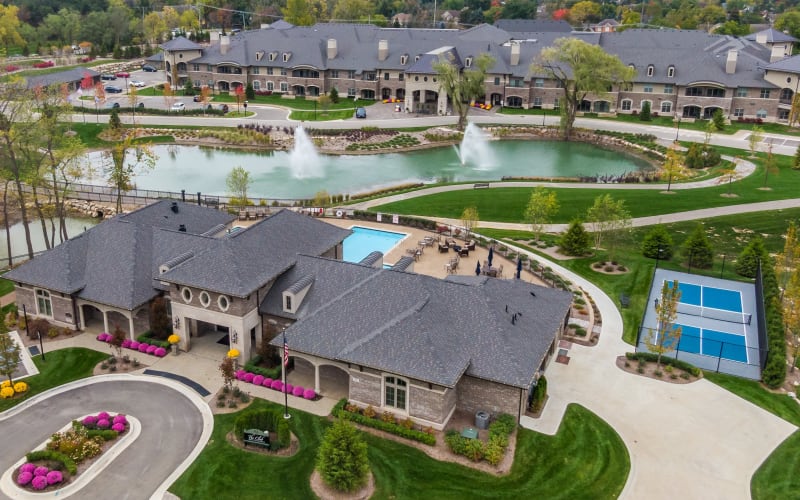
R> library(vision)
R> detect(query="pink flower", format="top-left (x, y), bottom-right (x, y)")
top-left (292, 386), bottom-right (304, 397)
top-left (252, 375), bottom-right (264, 386)
top-left (111, 422), bottom-right (126, 432)
top-left (16, 471), bottom-right (33, 486)
top-left (82, 415), bottom-right (98, 426)
top-left (270, 380), bottom-right (283, 391)
top-left (97, 419), bottom-right (111, 429)
top-left (31, 475), bottom-right (48, 490)
top-left (121, 339), bottom-right (132, 348)
top-left (129, 341), bottom-right (140, 350)
top-left (262, 378), bottom-right (273, 387)
top-left (19, 463), bottom-right (36, 474)
top-left (96, 333), bottom-right (109, 342)
top-left (235, 370), bottom-right (246, 381)
top-left (46, 470), bottom-right (63, 485)
top-left (146, 345), bottom-right (158, 354)
top-left (303, 389), bottom-right (316, 400)
top-left (113, 414), bottom-right (127, 425)
top-left (285, 384), bottom-right (294, 394)
top-left (97, 412), bottom-right (110, 420)
top-left (138, 343), bottom-right (149, 353)
top-left (33, 466), bottom-right (49, 477)
top-left (243, 372), bottom-right (255, 383)
top-left (154, 347), bottom-right (167, 357)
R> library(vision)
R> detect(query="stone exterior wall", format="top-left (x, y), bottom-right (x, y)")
top-left (409, 384), bottom-right (456, 426)
top-left (456, 375), bottom-right (523, 419)
top-left (14, 285), bottom-right (77, 329)
top-left (348, 369), bottom-right (382, 407)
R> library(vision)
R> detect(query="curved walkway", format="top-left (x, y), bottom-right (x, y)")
top-left (505, 241), bottom-right (796, 500)
top-left (0, 375), bottom-right (213, 500)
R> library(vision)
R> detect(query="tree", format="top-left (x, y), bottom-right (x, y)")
top-left (179, 10), bottom-right (200, 32)
top-left (284, 0), bottom-right (315, 25)
top-left (316, 419), bottom-right (370, 492)
top-left (109, 325), bottom-right (126, 358)
top-left (790, 94), bottom-right (800, 128)
top-left (645, 279), bottom-right (682, 368)
top-left (524, 187), bottom-right (559, 242)
top-left (559, 219), bottom-right (591, 256)
top-left (762, 143), bottom-right (778, 189)
top-left (234, 85), bottom-right (245, 113)
top-left (219, 356), bottom-right (235, 390)
top-left (621, 9), bottom-right (640, 25)
top-left (661, 144), bottom-right (687, 192)
top-left (312, 190), bottom-right (330, 206)
top-left (332, 0), bottom-right (375, 21)
top-left (783, 267), bottom-right (800, 372)
top-left (163, 82), bottom-right (175, 110)
top-left (735, 236), bottom-right (766, 278)
top-left (586, 194), bottom-right (631, 253)
top-left (432, 53), bottom-right (495, 131)
top-left (533, 38), bottom-right (635, 140)
top-left (0, 320), bottom-right (20, 386)
top-left (711, 109), bottom-right (725, 131)
top-left (149, 296), bottom-right (171, 340)
top-left (570, 1), bottom-right (601, 26)
top-left (143, 11), bottom-right (167, 46)
top-left (246, 83), bottom-right (255, 100)
top-left (502, 0), bottom-right (537, 19)
top-left (639, 101), bottom-right (651, 121)
top-left (460, 206), bottom-right (479, 240)
top-left (318, 94), bottom-right (332, 114)
top-left (794, 144), bottom-right (800, 170)
top-left (162, 6), bottom-right (180, 31)
top-left (717, 158), bottom-right (742, 196)
top-left (0, 5), bottom-right (24, 56)
top-left (108, 107), bottom-right (122, 133)
top-left (681, 224), bottom-right (714, 269)
top-left (329, 87), bottom-right (339, 103)
top-left (183, 79), bottom-right (195, 96)
top-left (748, 125), bottom-right (763, 158)
top-left (641, 225), bottom-right (674, 261)
top-left (775, 10), bottom-right (800, 39)
top-left (226, 166), bottom-right (252, 207)
top-left (776, 222), bottom-right (800, 296)
top-left (104, 136), bottom-right (157, 213)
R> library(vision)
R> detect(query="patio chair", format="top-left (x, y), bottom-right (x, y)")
top-left (238, 210), bottom-right (248, 221)
top-left (466, 240), bottom-right (476, 251)
top-left (497, 264), bottom-right (503, 277)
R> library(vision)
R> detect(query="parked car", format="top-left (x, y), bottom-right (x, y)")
top-left (129, 80), bottom-right (145, 88)
top-left (104, 85), bottom-right (123, 93)
top-left (355, 107), bottom-right (367, 119)
top-left (115, 71), bottom-right (130, 78)
top-left (142, 64), bottom-right (157, 72)
top-left (104, 102), bottom-right (120, 109)
top-left (171, 102), bottom-right (186, 111)
top-left (220, 104), bottom-right (229, 113)
top-left (193, 95), bottom-right (202, 102)
top-left (100, 74), bottom-right (116, 81)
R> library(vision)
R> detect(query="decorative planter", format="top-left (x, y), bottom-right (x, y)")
top-left (171, 344), bottom-right (178, 356)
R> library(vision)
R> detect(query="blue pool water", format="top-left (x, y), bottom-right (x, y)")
top-left (343, 226), bottom-right (406, 263)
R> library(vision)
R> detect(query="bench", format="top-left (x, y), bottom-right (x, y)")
top-left (619, 293), bottom-right (630, 308)
top-left (473, 182), bottom-right (490, 189)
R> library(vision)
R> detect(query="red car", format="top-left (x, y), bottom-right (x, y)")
top-left (115, 71), bottom-right (130, 78)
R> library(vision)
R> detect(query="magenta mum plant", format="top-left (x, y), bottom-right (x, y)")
top-left (270, 380), bottom-right (283, 391)
top-left (17, 471), bottom-right (33, 486)
top-left (97, 419), bottom-right (111, 429)
top-left (97, 411), bottom-right (110, 420)
top-left (121, 339), bottom-right (132, 349)
top-left (113, 414), bottom-right (127, 425)
top-left (146, 345), bottom-right (158, 354)
top-left (252, 375), bottom-right (264, 385)
top-left (33, 466), bottom-right (49, 477)
top-left (243, 372), bottom-right (255, 383)
top-left (303, 389), bottom-right (316, 400)
top-left (262, 377), bottom-right (273, 387)
top-left (46, 470), bottom-right (63, 485)
top-left (285, 383), bottom-right (293, 394)
top-left (137, 343), bottom-right (149, 353)
top-left (82, 415), bottom-right (98, 426)
top-left (154, 347), bottom-right (167, 357)
top-left (19, 463), bottom-right (36, 474)
top-left (31, 475), bottom-right (48, 490)
top-left (129, 341), bottom-right (140, 350)
top-left (235, 370), bottom-right (246, 381)
top-left (292, 386), bottom-right (304, 397)
top-left (112, 422), bottom-right (126, 432)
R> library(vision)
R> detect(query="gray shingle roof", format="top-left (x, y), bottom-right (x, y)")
top-left (494, 19), bottom-right (573, 34)
top-left (26, 67), bottom-right (99, 89)
top-left (765, 54), bottom-right (800, 72)
top-left (746, 28), bottom-right (797, 43)
top-left (160, 36), bottom-right (203, 51)
top-left (268, 256), bottom-right (572, 389)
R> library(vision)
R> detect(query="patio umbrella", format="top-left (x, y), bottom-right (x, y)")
top-left (476, 261), bottom-right (481, 276)
top-left (516, 257), bottom-right (523, 279)
top-left (488, 246), bottom-right (494, 267)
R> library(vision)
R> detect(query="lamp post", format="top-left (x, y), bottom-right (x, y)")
top-left (542, 107), bottom-right (546, 127)
top-left (243, 100), bottom-right (248, 115)
top-left (37, 330), bottom-right (45, 361)
top-left (675, 115), bottom-right (682, 142)
top-left (720, 254), bottom-right (726, 278)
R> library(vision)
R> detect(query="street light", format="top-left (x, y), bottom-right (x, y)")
top-left (37, 330), bottom-right (45, 361)
top-left (675, 114), bottom-right (682, 142)
top-left (243, 100), bottom-right (248, 115)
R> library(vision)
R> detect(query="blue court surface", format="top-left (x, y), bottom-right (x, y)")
top-left (669, 324), bottom-right (748, 364)
top-left (669, 281), bottom-right (743, 312)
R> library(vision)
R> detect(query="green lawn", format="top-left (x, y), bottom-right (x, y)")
top-left (703, 372), bottom-right (800, 426)
top-left (0, 278), bottom-right (13, 296)
top-left (209, 94), bottom-right (375, 111)
top-left (372, 152), bottom-right (799, 223)
top-left (290, 109), bottom-right (356, 121)
top-left (0, 347), bottom-right (107, 412)
top-left (171, 400), bottom-right (628, 499)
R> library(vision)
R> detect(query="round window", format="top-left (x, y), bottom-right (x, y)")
top-left (218, 295), bottom-right (230, 312)
top-left (181, 287), bottom-right (192, 303)
top-left (199, 291), bottom-right (211, 308)
top-left (423, 76), bottom-right (428, 82)
top-left (414, 76), bottom-right (419, 81)
top-left (433, 77), bottom-right (436, 82)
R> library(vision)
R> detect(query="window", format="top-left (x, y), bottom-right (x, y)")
top-left (282, 53), bottom-right (290, 62)
top-left (667, 66), bottom-right (675, 78)
top-left (363, 72), bottom-right (376, 81)
top-left (733, 108), bottom-right (744, 117)
top-left (36, 289), bottom-right (52, 317)
top-left (207, 64), bottom-right (212, 71)
top-left (779, 109), bottom-right (790, 120)
top-left (267, 81), bottom-right (274, 91)
top-left (399, 73), bottom-right (404, 81)
top-left (347, 88), bottom-right (356, 97)
top-left (643, 85), bottom-right (653, 93)
top-left (660, 101), bottom-right (672, 113)
top-left (628, 64), bottom-right (635, 71)
top-left (280, 82), bottom-right (288, 92)
top-left (510, 78), bottom-right (524, 88)
top-left (494, 77), bottom-right (500, 85)
top-left (192, 64), bottom-right (200, 71)
top-left (269, 52), bottom-right (276, 61)
top-left (384, 72), bottom-right (389, 80)
top-left (465, 57), bottom-right (472, 67)
top-left (181, 287), bottom-right (192, 303)
top-left (252, 67), bottom-right (259, 74)
top-left (757, 109), bottom-right (767, 118)
top-left (621, 99), bottom-right (632, 111)
top-left (199, 291), bottom-right (211, 308)
top-left (663, 84), bottom-right (673, 94)
top-left (760, 89), bottom-right (771, 99)
top-left (207, 79), bottom-right (214, 87)
top-left (194, 80), bottom-right (201, 87)
top-left (384, 376), bottom-right (407, 410)
top-left (347, 70), bottom-right (356, 79)
top-left (400, 55), bottom-right (408, 65)
top-left (292, 69), bottom-right (320, 78)
top-left (330, 70), bottom-right (339, 78)
top-left (534, 78), bottom-right (544, 88)
top-left (733, 87), bottom-right (745, 97)
top-left (533, 96), bottom-right (542, 109)
top-left (253, 80), bottom-right (260, 90)
top-left (280, 68), bottom-right (287, 76)
top-left (647, 65), bottom-right (654, 76)
top-left (553, 98), bottom-right (560, 109)
top-left (267, 67), bottom-right (274, 75)
top-left (285, 295), bottom-right (292, 310)
top-left (218, 295), bottom-right (230, 311)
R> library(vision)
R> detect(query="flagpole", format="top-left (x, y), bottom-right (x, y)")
top-left (283, 330), bottom-right (291, 420)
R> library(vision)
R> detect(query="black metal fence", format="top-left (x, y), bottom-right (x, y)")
top-left (755, 262), bottom-right (769, 370)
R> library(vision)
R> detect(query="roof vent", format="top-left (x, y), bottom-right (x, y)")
top-left (171, 202), bottom-right (179, 213)
top-left (178, 224), bottom-right (186, 232)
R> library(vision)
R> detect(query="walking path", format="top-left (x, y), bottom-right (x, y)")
top-left (508, 240), bottom-right (797, 500)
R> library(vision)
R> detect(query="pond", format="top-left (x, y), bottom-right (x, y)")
top-left (0, 217), bottom-right (96, 265)
top-left (83, 137), bottom-right (651, 201)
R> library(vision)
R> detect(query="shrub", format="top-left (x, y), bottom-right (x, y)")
top-left (303, 388), bottom-right (316, 399)
top-left (34, 466), bottom-right (49, 477)
top-left (20, 463), bottom-right (36, 474)
top-left (530, 376), bottom-right (547, 413)
top-left (292, 385), bottom-right (304, 397)
top-left (262, 377), bottom-right (273, 387)
top-left (316, 420), bottom-right (370, 492)
top-left (26, 450), bottom-right (76, 475)
top-left (122, 339), bottom-right (132, 348)
top-left (381, 411), bottom-right (395, 423)
top-left (97, 419), bottom-right (111, 429)
top-left (82, 415), bottom-right (98, 426)
top-left (624, 352), bottom-right (701, 376)
top-left (146, 345), bottom-right (158, 354)
top-left (154, 347), bottom-right (167, 357)
top-left (97, 333), bottom-right (110, 342)
top-left (129, 341), bottom-right (140, 350)
top-left (235, 369), bottom-right (246, 381)
top-left (14, 381), bottom-right (27, 393)
top-left (252, 374), bottom-right (264, 386)
top-left (233, 407), bottom-right (290, 449)
top-left (243, 372), bottom-right (255, 383)
top-left (46, 470), bottom-right (63, 485)
top-left (333, 399), bottom-right (435, 445)
top-left (240, 392), bottom-right (250, 403)
top-left (363, 405), bottom-right (376, 418)
top-left (31, 475), bottom-right (48, 490)
top-left (17, 471), bottom-right (33, 485)
top-left (137, 343), bottom-right (149, 353)
top-left (270, 379), bottom-right (283, 391)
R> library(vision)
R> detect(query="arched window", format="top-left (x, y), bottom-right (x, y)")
top-left (36, 289), bottom-right (53, 317)
top-left (647, 65), bottom-right (654, 77)
top-left (384, 375), bottom-right (407, 410)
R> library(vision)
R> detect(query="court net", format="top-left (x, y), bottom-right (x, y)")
top-left (677, 303), bottom-right (752, 325)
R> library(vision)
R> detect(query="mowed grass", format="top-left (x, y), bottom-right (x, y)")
top-left (372, 150), bottom-right (800, 223)
top-left (0, 347), bottom-right (107, 412)
top-left (170, 400), bottom-right (629, 500)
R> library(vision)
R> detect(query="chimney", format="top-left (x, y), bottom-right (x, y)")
top-left (327, 38), bottom-right (338, 60)
top-left (378, 39), bottom-right (389, 62)
top-left (725, 49), bottom-right (737, 74)
top-left (210, 31), bottom-right (220, 43)
top-left (171, 201), bottom-right (179, 213)
top-left (510, 42), bottom-right (520, 66)
top-left (220, 34), bottom-right (230, 55)
top-left (756, 32), bottom-right (767, 45)
top-left (771, 44), bottom-right (789, 63)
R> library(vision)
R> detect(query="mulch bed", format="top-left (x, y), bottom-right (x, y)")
top-left (225, 430), bottom-right (299, 458)
top-left (615, 356), bottom-right (702, 384)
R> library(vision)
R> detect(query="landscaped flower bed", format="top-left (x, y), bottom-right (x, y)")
top-left (444, 413), bottom-right (516, 465)
top-left (1, 379), bottom-right (28, 399)
top-left (96, 333), bottom-right (167, 357)
top-left (234, 370), bottom-right (318, 400)
top-left (333, 399), bottom-right (436, 445)
top-left (13, 412), bottom-right (130, 493)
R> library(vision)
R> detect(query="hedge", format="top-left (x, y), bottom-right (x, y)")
top-left (136, 332), bottom-right (170, 349)
top-left (625, 352), bottom-right (701, 376)
top-left (72, 105), bottom-right (225, 116)
top-left (333, 399), bottom-right (435, 446)
top-left (86, 429), bottom-right (119, 441)
top-left (233, 408), bottom-right (290, 450)
top-left (26, 450), bottom-right (77, 475)
top-left (759, 258), bottom-right (786, 388)
top-left (243, 355), bottom-right (282, 380)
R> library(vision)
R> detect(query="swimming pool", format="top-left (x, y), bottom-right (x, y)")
top-left (343, 226), bottom-right (407, 263)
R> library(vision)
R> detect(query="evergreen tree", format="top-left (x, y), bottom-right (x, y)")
top-left (794, 144), bottom-right (800, 170)
top-left (559, 219), bottom-right (591, 256)
top-left (317, 420), bottom-right (370, 492)
top-left (639, 101), bottom-right (651, 121)
top-left (736, 236), bottom-right (767, 278)
top-left (149, 296), bottom-right (171, 339)
top-left (108, 108), bottom-right (122, 132)
top-left (641, 225), bottom-right (674, 260)
top-left (681, 224), bottom-right (714, 269)
top-left (712, 109), bottom-right (725, 131)
top-left (329, 87), bottom-right (339, 103)
top-left (0, 317), bottom-right (20, 386)
top-left (246, 83), bottom-right (255, 100)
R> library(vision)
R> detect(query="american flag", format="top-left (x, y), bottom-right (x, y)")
top-left (283, 340), bottom-right (289, 367)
